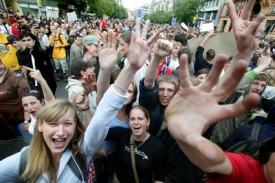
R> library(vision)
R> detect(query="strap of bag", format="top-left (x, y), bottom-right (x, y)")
top-left (249, 123), bottom-right (262, 141)
top-left (130, 133), bottom-right (139, 183)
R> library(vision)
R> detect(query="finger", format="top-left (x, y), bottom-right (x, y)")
top-left (198, 55), bottom-right (227, 92)
top-left (178, 54), bottom-right (191, 88)
top-left (147, 28), bottom-right (163, 47)
top-left (212, 60), bottom-right (248, 102)
top-left (141, 19), bottom-right (150, 39)
top-left (253, 15), bottom-right (266, 38)
top-left (111, 32), bottom-right (116, 49)
top-left (243, 14), bottom-right (265, 38)
top-left (107, 31), bottom-right (112, 48)
top-left (23, 66), bottom-right (33, 71)
top-left (135, 18), bottom-right (141, 37)
top-left (226, 0), bottom-right (239, 29)
top-left (219, 93), bottom-right (260, 120)
top-left (103, 33), bottom-right (108, 49)
top-left (241, 0), bottom-right (256, 20)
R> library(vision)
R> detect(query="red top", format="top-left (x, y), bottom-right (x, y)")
top-left (207, 152), bottom-right (268, 183)
top-left (11, 26), bottom-right (20, 37)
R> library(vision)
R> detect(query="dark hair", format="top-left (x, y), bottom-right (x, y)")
top-left (22, 90), bottom-right (44, 101)
top-left (70, 58), bottom-right (95, 79)
top-left (196, 68), bottom-right (210, 77)
top-left (206, 49), bottom-right (215, 60)
top-left (178, 47), bottom-right (192, 64)
top-left (174, 33), bottom-right (187, 46)
top-left (124, 81), bottom-right (138, 115)
top-left (19, 31), bottom-right (41, 48)
top-left (255, 136), bottom-right (275, 164)
top-left (130, 105), bottom-right (150, 120)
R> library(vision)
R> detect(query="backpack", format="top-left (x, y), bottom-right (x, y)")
top-left (19, 148), bottom-right (88, 182)
top-left (227, 123), bottom-right (264, 157)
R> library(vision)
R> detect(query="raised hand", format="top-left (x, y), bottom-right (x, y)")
top-left (165, 54), bottom-right (260, 138)
top-left (99, 31), bottom-right (120, 71)
top-left (74, 91), bottom-right (89, 110)
top-left (24, 66), bottom-right (44, 83)
top-left (153, 39), bottom-right (173, 59)
top-left (127, 19), bottom-right (162, 69)
top-left (226, 0), bottom-right (265, 52)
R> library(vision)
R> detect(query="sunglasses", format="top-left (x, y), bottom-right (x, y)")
top-left (22, 90), bottom-right (41, 97)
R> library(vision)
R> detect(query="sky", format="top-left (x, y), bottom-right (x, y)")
top-left (121, 0), bottom-right (152, 10)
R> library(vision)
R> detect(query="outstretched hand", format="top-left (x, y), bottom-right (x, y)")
top-left (23, 66), bottom-right (44, 83)
top-left (74, 91), bottom-right (89, 110)
top-left (226, 0), bottom-right (265, 52)
top-left (99, 31), bottom-right (120, 71)
top-left (127, 19), bottom-right (162, 69)
top-left (165, 54), bottom-right (260, 140)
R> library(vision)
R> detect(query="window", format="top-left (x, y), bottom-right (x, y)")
top-left (272, 6), bottom-right (275, 14)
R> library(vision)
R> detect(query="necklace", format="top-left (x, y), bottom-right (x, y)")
top-left (133, 134), bottom-right (149, 149)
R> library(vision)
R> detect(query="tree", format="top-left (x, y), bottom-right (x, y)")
top-left (173, 0), bottom-right (201, 26)
top-left (145, 11), bottom-right (173, 24)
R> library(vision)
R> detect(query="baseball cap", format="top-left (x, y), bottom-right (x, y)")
top-left (83, 35), bottom-right (97, 45)
top-left (6, 35), bottom-right (20, 45)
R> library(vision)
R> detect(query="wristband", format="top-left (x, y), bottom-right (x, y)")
top-left (24, 120), bottom-right (29, 124)
top-left (82, 106), bottom-right (90, 111)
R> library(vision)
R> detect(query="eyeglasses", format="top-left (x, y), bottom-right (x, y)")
top-left (22, 90), bottom-right (41, 97)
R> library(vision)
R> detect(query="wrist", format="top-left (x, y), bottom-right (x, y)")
top-left (82, 106), bottom-right (90, 111)
top-left (24, 120), bottom-right (29, 124)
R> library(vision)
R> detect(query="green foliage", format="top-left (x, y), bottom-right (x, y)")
top-left (145, 11), bottom-right (173, 24)
top-left (173, 0), bottom-right (201, 26)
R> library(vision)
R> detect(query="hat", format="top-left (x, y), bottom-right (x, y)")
top-left (83, 35), bottom-right (97, 45)
top-left (31, 24), bottom-right (39, 29)
top-left (6, 35), bottom-right (20, 45)
top-left (9, 18), bottom-right (17, 24)
top-left (70, 58), bottom-right (96, 79)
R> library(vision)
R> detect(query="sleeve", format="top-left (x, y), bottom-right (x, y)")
top-left (139, 78), bottom-right (159, 111)
top-left (105, 127), bottom-right (125, 141)
top-left (81, 85), bottom-right (128, 157)
top-left (18, 76), bottom-right (31, 97)
top-left (0, 148), bottom-right (26, 181)
top-left (194, 46), bottom-right (205, 73)
top-left (60, 34), bottom-right (68, 45)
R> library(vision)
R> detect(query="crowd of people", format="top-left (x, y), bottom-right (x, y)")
top-left (0, 0), bottom-right (275, 182)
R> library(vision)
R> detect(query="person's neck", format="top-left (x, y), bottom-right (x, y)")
top-left (171, 54), bottom-right (177, 60)
top-left (133, 131), bottom-right (150, 142)
top-left (83, 53), bottom-right (94, 61)
top-left (20, 45), bottom-right (26, 52)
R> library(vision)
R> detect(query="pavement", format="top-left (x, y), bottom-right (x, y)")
top-left (55, 75), bottom-right (69, 99)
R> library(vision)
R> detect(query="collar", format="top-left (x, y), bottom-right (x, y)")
top-left (0, 68), bottom-right (7, 84)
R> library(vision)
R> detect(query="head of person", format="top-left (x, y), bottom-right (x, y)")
top-left (6, 35), bottom-right (22, 50)
top-left (124, 81), bottom-right (138, 115)
top-left (129, 105), bottom-right (150, 139)
top-left (157, 74), bottom-right (179, 106)
top-left (70, 58), bottom-right (97, 89)
top-left (178, 47), bottom-right (192, 64)
top-left (206, 49), bottom-right (215, 61)
top-left (80, 27), bottom-right (88, 36)
top-left (83, 35), bottom-right (98, 58)
top-left (21, 99), bottom-right (85, 182)
top-left (50, 25), bottom-right (57, 35)
top-left (171, 41), bottom-right (182, 58)
top-left (174, 33), bottom-right (187, 47)
top-left (74, 34), bottom-right (83, 46)
top-left (20, 31), bottom-right (39, 50)
top-left (119, 31), bottom-right (132, 57)
top-left (248, 73), bottom-right (269, 94)
top-left (22, 90), bottom-right (45, 118)
top-left (196, 68), bottom-right (210, 83)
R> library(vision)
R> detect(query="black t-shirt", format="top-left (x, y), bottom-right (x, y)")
top-left (106, 128), bottom-right (165, 183)
top-left (194, 46), bottom-right (213, 75)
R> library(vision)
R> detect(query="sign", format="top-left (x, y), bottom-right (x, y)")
top-left (188, 32), bottom-right (236, 63)
top-left (171, 18), bottom-right (176, 26)
top-left (200, 21), bottom-right (214, 32)
top-left (67, 12), bottom-right (78, 22)
top-left (136, 9), bottom-right (143, 18)
top-left (37, 0), bottom-right (42, 7)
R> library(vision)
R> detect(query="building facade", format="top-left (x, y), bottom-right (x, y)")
top-left (3, 0), bottom-right (59, 19)
top-left (217, 0), bottom-right (275, 38)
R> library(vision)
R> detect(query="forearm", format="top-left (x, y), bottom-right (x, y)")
top-left (113, 64), bottom-right (137, 95)
top-left (96, 69), bottom-right (111, 104)
top-left (199, 37), bottom-right (208, 47)
top-left (82, 109), bottom-right (92, 128)
top-left (144, 56), bottom-right (162, 88)
top-left (39, 79), bottom-right (54, 101)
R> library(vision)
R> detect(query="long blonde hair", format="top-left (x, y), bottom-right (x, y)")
top-left (20, 99), bottom-right (86, 183)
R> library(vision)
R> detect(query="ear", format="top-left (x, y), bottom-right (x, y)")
top-left (146, 118), bottom-right (150, 127)
top-left (41, 99), bottom-right (45, 106)
top-left (38, 120), bottom-right (43, 132)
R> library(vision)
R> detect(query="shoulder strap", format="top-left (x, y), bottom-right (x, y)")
top-left (130, 133), bottom-right (139, 183)
top-left (68, 156), bottom-right (87, 182)
top-left (249, 123), bottom-right (262, 141)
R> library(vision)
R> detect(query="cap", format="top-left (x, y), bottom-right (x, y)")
top-left (83, 35), bottom-right (97, 45)
top-left (31, 24), bottom-right (39, 29)
top-left (70, 58), bottom-right (96, 79)
top-left (6, 35), bottom-right (20, 45)
top-left (9, 18), bottom-right (17, 24)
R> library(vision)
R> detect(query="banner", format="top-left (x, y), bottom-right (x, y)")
top-left (188, 32), bottom-right (237, 63)
top-left (67, 12), bottom-right (78, 22)
top-left (200, 22), bottom-right (214, 32)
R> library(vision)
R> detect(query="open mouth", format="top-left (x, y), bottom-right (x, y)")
top-left (52, 138), bottom-right (66, 147)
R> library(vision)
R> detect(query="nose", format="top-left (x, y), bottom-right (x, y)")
top-left (56, 124), bottom-right (65, 136)
top-left (163, 89), bottom-right (168, 96)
